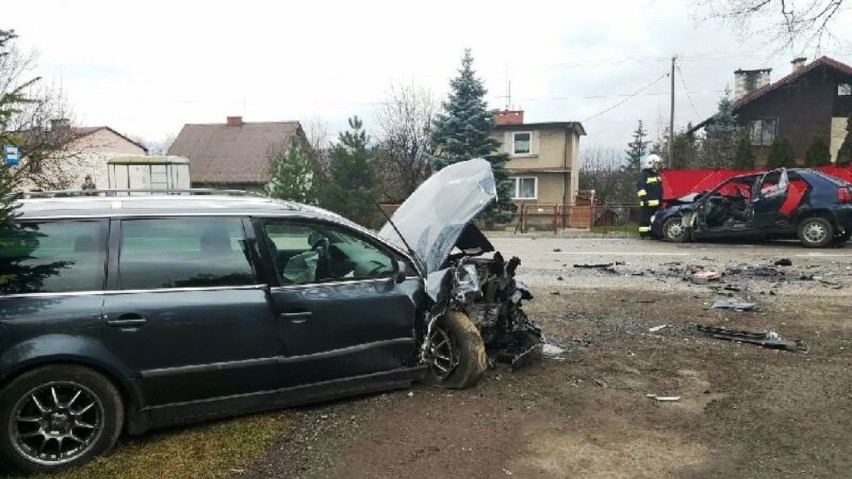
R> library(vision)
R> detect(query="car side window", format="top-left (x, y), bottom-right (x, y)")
top-left (261, 221), bottom-right (395, 285)
top-left (119, 218), bottom-right (255, 290)
top-left (0, 220), bottom-right (107, 294)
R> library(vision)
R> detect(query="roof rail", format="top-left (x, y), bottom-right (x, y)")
top-left (17, 188), bottom-right (267, 199)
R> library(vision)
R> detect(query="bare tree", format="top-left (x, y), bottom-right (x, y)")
top-left (698, 0), bottom-right (849, 51)
top-left (1, 33), bottom-right (88, 190)
top-left (579, 146), bottom-right (635, 205)
top-left (373, 83), bottom-right (437, 202)
top-left (138, 133), bottom-right (176, 156)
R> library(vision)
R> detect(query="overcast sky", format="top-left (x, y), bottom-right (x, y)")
top-left (6, 0), bottom-right (852, 150)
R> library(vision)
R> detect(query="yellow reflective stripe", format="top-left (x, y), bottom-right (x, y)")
top-left (638, 200), bottom-right (645, 206)
top-left (646, 176), bottom-right (661, 184)
top-left (647, 200), bottom-right (660, 207)
top-left (638, 226), bottom-right (652, 232)
top-left (637, 189), bottom-right (647, 197)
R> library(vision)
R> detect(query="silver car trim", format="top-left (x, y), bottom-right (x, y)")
top-left (0, 284), bottom-right (267, 300)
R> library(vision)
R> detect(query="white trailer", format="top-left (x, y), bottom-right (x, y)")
top-left (107, 156), bottom-right (190, 193)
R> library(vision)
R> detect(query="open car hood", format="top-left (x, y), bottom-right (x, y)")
top-left (377, 158), bottom-right (496, 274)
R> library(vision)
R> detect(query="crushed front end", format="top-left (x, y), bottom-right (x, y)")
top-left (443, 251), bottom-right (544, 369)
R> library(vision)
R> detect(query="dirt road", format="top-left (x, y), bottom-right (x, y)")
top-left (238, 237), bottom-right (852, 479)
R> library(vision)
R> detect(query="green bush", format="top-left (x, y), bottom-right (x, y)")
top-left (804, 136), bottom-right (831, 167)
top-left (766, 137), bottom-right (796, 168)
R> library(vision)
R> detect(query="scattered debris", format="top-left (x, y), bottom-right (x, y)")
top-left (688, 267), bottom-right (723, 283)
top-left (553, 248), bottom-right (562, 252)
top-left (817, 278), bottom-right (841, 287)
top-left (557, 276), bottom-right (564, 281)
top-left (622, 298), bottom-right (657, 304)
top-left (648, 324), bottom-right (668, 333)
top-left (541, 343), bottom-right (566, 358)
top-left (574, 263), bottom-right (615, 269)
top-left (550, 291), bottom-right (561, 295)
top-left (723, 284), bottom-right (743, 292)
top-left (592, 378), bottom-right (608, 388)
top-left (696, 325), bottom-right (808, 352)
top-left (501, 469), bottom-right (513, 476)
top-left (407, 391), bottom-right (414, 398)
top-left (774, 258), bottom-right (793, 266)
top-left (711, 299), bottom-right (758, 311)
top-left (631, 271), bottom-right (646, 276)
top-left (646, 394), bottom-right (681, 402)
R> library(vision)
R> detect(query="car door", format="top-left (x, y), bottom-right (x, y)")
top-left (101, 217), bottom-right (279, 407)
top-left (751, 170), bottom-right (790, 230)
top-left (255, 218), bottom-right (421, 389)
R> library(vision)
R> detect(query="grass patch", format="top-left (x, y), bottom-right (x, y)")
top-left (6, 413), bottom-right (290, 479)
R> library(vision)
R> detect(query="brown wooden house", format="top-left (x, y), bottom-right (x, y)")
top-left (692, 56), bottom-right (852, 164)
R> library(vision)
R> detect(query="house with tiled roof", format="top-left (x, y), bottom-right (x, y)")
top-left (168, 116), bottom-right (307, 191)
top-left (16, 119), bottom-right (148, 191)
top-left (691, 56), bottom-right (852, 164)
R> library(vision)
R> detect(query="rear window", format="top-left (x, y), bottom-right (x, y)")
top-left (119, 217), bottom-right (255, 290)
top-left (0, 221), bottom-right (107, 294)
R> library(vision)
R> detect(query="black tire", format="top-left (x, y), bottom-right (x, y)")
top-left (662, 217), bottom-right (688, 243)
top-left (798, 217), bottom-right (834, 248)
top-left (0, 365), bottom-right (124, 474)
top-left (423, 311), bottom-right (487, 389)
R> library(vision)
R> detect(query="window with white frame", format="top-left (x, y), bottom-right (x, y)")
top-left (749, 119), bottom-right (777, 146)
top-left (839, 83), bottom-right (852, 96)
top-left (511, 177), bottom-right (537, 200)
top-left (512, 132), bottom-right (532, 155)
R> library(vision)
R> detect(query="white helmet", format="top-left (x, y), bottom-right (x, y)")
top-left (643, 154), bottom-right (663, 169)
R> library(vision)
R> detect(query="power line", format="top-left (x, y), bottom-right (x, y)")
top-left (584, 71), bottom-right (670, 122)
top-left (676, 64), bottom-right (700, 119)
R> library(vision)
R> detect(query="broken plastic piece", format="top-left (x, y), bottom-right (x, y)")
top-left (696, 324), bottom-right (808, 352)
top-left (688, 268), bottom-right (723, 283)
top-left (711, 299), bottom-right (757, 311)
top-left (646, 394), bottom-right (681, 402)
top-left (648, 324), bottom-right (667, 333)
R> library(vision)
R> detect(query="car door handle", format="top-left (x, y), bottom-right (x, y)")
top-left (106, 314), bottom-right (147, 328)
top-left (279, 311), bottom-right (312, 324)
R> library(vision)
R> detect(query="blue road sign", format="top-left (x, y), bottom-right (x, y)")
top-left (4, 144), bottom-right (20, 166)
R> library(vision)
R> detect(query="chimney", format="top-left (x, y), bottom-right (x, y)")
top-left (734, 68), bottom-right (772, 100)
top-left (495, 110), bottom-right (524, 126)
top-left (226, 116), bottom-right (243, 127)
top-left (791, 57), bottom-right (807, 72)
top-left (50, 118), bottom-right (71, 131)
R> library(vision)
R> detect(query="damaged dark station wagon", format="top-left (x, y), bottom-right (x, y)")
top-left (653, 168), bottom-right (852, 247)
top-left (0, 159), bottom-right (541, 473)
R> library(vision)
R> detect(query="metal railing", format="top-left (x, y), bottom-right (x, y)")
top-left (17, 188), bottom-right (266, 199)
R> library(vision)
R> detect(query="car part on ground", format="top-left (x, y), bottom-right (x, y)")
top-left (710, 299), bottom-right (758, 311)
top-left (696, 325), bottom-right (808, 352)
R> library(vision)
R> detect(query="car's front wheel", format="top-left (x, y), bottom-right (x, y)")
top-left (662, 217), bottom-right (688, 243)
top-left (423, 311), bottom-right (487, 389)
top-left (0, 365), bottom-right (124, 474)
top-left (798, 217), bottom-right (834, 248)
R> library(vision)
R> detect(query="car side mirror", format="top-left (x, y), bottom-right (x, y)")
top-left (395, 260), bottom-right (408, 284)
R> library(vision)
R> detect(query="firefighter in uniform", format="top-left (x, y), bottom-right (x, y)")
top-left (637, 154), bottom-right (664, 238)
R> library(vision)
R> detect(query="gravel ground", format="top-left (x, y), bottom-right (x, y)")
top-left (236, 236), bottom-right (852, 479)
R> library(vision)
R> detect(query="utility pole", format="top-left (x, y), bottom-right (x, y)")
top-left (669, 55), bottom-right (676, 165)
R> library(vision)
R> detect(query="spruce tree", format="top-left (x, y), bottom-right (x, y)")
top-left (732, 137), bottom-right (755, 170)
top-left (0, 29), bottom-right (35, 228)
top-left (702, 89), bottom-right (740, 168)
top-left (837, 116), bottom-right (852, 166)
top-left (767, 137), bottom-right (796, 168)
top-left (625, 120), bottom-right (648, 172)
top-left (804, 136), bottom-right (831, 167)
top-left (266, 139), bottom-right (315, 204)
top-left (431, 49), bottom-right (513, 223)
top-left (317, 116), bottom-right (381, 227)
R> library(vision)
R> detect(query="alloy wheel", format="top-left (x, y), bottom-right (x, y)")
top-left (9, 382), bottom-right (105, 466)
top-left (427, 324), bottom-right (459, 381)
